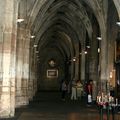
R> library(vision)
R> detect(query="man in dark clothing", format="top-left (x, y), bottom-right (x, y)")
top-left (61, 81), bottom-right (67, 101)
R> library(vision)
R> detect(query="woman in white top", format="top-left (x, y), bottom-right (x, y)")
top-left (76, 80), bottom-right (83, 100)
top-left (71, 80), bottom-right (77, 100)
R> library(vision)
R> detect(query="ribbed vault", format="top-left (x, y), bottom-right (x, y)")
top-left (1, 0), bottom-right (120, 118)
top-left (27, 0), bottom-right (111, 90)
top-left (30, 0), bottom-right (94, 90)
top-left (26, 0), bottom-right (119, 90)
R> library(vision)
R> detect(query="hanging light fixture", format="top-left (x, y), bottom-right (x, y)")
top-left (33, 44), bottom-right (37, 48)
top-left (98, 48), bottom-right (100, 53)
top-left (73, 57), bottom-right (76, 62)
top-left (31, 35), bottom-right (35, 39)
top-left (116, 22), bottom-right (120, 26)
top-left (97, 37), bottom-right (102, 40)
top-left (17, 18), bottom-right (24, 23)
top-left (84, 51), bottom-right (87, 54)
top-left (86, 45), bottom-right (90, 48)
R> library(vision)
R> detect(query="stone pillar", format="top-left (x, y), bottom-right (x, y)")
top-left (74, 44), bottom-right (80, 80)
top-left (16, 27), bottom-right (24, 107)
top-left (29, 42), bottom-right (38, 99)
top-left (16, 28), bottom-right (30, 107)
top-left (80, 35), bottom-right (86, 83)
top-left (15, 0), bottom-right (31, 107)
top-left (89, 24), bottom-right (99, 101)
top-left (80, 28), bottom-right (86, 83)
top-left (70, 56), bottom-right (75, 80)
top-left (100, 29), bottom-right (108, 94)
top-left (28, 76), bottom-right (34, 100)
top-left (0, 0), bottom-right (18, 117)
top-left (29, 48), bottom-right (36, 100)
top-left (34, 58), bottom-right (38, 94)
top-left (80, 50), bottom-right (86, 82)
top-left (21, 29), bottom-right (30, 105)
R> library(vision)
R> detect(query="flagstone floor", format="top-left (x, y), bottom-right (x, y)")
top-left (1, 92), bottom-right (120, 120)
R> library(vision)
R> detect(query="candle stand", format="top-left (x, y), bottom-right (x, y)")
top-left (97, 93), bottom-right (119, 120)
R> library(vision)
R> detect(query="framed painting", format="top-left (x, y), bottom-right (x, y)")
top-left (47, 69), bottom-right (58, 78)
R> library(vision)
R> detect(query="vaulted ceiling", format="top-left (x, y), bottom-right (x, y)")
top-left (18, 0), bottom-right (119, 65)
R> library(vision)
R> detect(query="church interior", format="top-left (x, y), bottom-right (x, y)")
top-left (0, 0), bottom-right (120, 119)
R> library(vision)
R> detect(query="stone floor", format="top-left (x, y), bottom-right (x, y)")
top-left (1, 91), bottom-right (120, 120)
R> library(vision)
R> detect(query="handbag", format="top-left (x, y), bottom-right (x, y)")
top-left (88, 94), bottom-right (92, 103)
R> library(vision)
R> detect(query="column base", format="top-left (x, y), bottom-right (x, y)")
top-left (15, 96), bottom-right (29, 108)
top-left (0, 110), bottom-right (14, 118)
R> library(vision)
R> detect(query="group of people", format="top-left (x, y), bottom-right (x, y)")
top-left (71, 80), bottom-right (83, 100)
top-left (61, 79), bottom-right (84, 101)
top-left (61, 79), bottom-right (93, 104)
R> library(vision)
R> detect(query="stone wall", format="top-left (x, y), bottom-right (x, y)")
top-left (0, 0), bottom-right (18, 118)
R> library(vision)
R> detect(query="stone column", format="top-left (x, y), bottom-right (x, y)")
top-left (80, 28), bottom-right (86, 83)
top-left (70, 57), bottom-right (74, 80)
top-left (29, 48), bottom-right (36, 100)
top-left (80, 50), bottom-right (86, 82)
top-left (0, 0), bottom-right (18, 117)
top-left (80, 35), bottom-right (86, 83)
top-left (100, 28), bottom-right (108, 94)
top-left (21, 29), bottom-right (30, 105)
top-left (16, 27), bottom-right (24, 107)
top-left (89, 24), bottom-right (99, 101)
top-left (16, 28), bottom-right (30, 107)
top-left (74, 44), bottom-right (80, 80)
top-left (34, 58), bottom-right (38, 94)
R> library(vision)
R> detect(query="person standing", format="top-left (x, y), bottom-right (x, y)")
top-left (76, 80), bottom-right (83, 100)
top-left (61, 81), bottom-right (67, 101)
top-left (71, 79), bottom-right (77, 100)
top-left (86, 80), bottom-right (93, 105)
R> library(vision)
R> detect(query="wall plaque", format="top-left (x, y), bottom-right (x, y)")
top-left (47, 69), bottom-right (58, 78)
